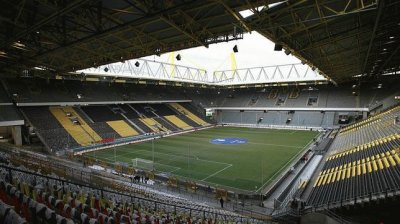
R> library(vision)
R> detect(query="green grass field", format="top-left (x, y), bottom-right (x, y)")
top-left (86, 127), bottom-right (318, 192)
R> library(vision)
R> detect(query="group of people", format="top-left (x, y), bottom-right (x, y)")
top-left (130, 175), bottom-right (149, 184)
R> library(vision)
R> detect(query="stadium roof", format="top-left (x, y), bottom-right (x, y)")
top-left (0, 0), bottom-right (269, 76)
top-left (1, 0), bottom-right (399, 84)
top-left (247, 0), bottom-right (400, 83)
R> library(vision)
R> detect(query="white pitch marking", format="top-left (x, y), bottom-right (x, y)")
top-left (167, 167), bottom-right (181, 173)
top-left (201, 164), bottom-right (233, 181)
top-left (247, 142), bottom-right (303, 148)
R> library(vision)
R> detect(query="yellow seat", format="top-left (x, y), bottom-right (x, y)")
top-left (50, 107), bottom-right (101, 146)
top-left (140, 118), bottom-right (169, 132)
top-left (362, 163), bottom-right (366, 174)
top-left (107, 120), bottom-right (139, 137)
top-left (169, 103), bottom-right (208, 126)
top-left (164, 115), bottom-right (192, 130)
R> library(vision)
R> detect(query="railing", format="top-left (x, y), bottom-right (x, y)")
top-left (222, 123), bottom-right (324, 131)
top-left (72, 133), bottom-right (162, 154)
top-left (319, 208), bottom-right (359, 224)
top-left (260, 130), bottom-right (322, 197)
top-left (0, 149), bottom-right (262, 223)
top-left (74, 124), bottom-right (217, 154)
top-left (35, 124), bottom-right (218, 155)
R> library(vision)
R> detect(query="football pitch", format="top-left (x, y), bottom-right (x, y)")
top-left (85, 126), bottom-right (319, 192)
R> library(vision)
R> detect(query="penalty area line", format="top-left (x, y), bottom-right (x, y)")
top-left (165, 166), bottom-right (181, 174)
top-left (201, 164), bottom-right (233, 181)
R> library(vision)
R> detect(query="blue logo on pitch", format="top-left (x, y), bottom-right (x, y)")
top-left (210, 137), bottom-right (248, 145)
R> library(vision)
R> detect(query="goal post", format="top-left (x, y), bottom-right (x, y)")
top-left (132, 158), bottom-right (154, 171)
top-left (131, 157), bottom-right (182, 174)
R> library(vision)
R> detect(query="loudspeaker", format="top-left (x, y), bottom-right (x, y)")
top-left (274, 44), bottom-right (283, 51)
top-left (233, 45), bottom-right (238, 53)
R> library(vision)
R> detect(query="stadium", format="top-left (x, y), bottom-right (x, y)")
top-left (0, 0), bottom-right (399, 223)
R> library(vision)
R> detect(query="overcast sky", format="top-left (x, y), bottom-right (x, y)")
top-left (142, 31), bottom-right (302, 74)
top-left (82, 31), bottom-right (325, 84)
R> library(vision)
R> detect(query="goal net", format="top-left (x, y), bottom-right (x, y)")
top-left (132, 158), bottom-right (154, 171)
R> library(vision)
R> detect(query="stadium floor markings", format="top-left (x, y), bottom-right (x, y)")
top-left (100, 150), bottom-right (140, 161)
top-left (85, 127), bottom-right (319, 191)
top-left (153, 160), bottom-right (182, 173)
top-left (90, 155), bottom-right (115, 163)
top-left (220, 130), bottom-right (283, 135)
top-left (133, 149), bottom-right (233, 166)
top-left (247, 142), bottom-right (304, 148)
top-left (196, 157), bottom-right (232, 166)
top-left (165, 166), bottom-right (181, 173)
top-left (255, 132), bottom-right (320, 192)
top-left (99, 148), bottom-right (235, 181)
top-left (172, 128), bottom-right (281, 138)
top-left (101, 149), bottom-right (232, 168)
top-left (99, 149), bottom-right (150, 163)
top-left (153, 153), bottom-right (193, 171)
top-left (100, 150), bottom-right (184, 172)
top-left (201, 164), bottom-right (233, 181)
